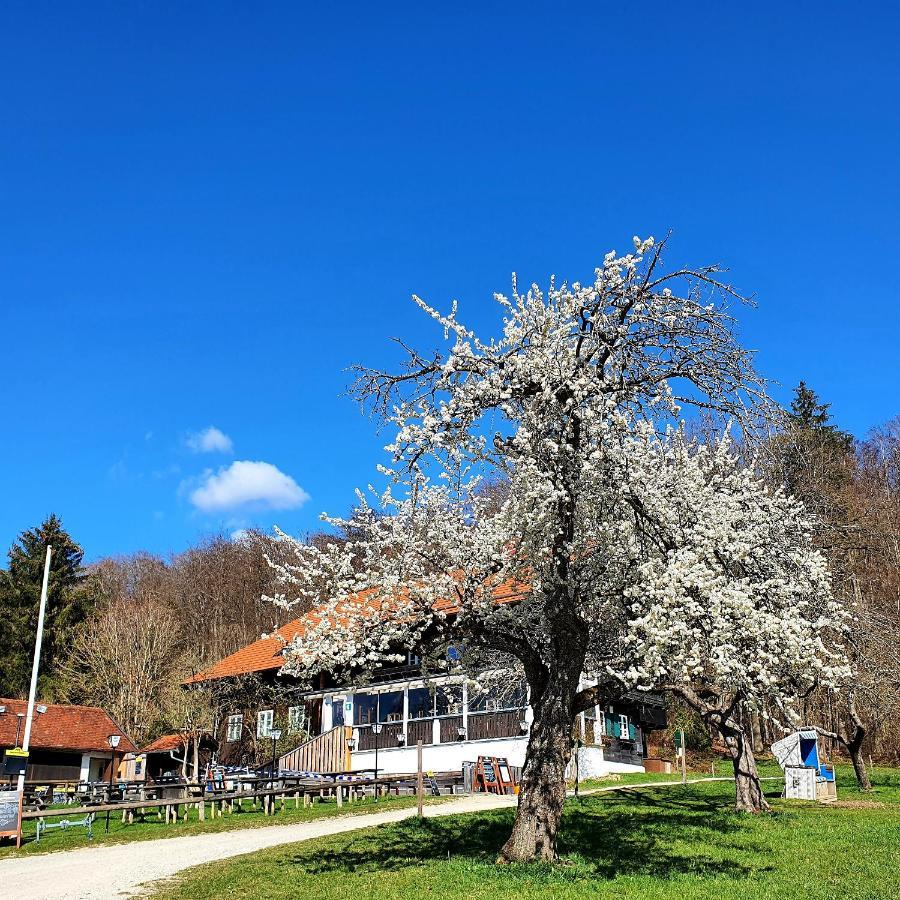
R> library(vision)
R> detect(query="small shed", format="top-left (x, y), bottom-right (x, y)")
top-left (137, 732), bottom-right (217, 781)
top-left (771, 728), bottom-right (836, 802)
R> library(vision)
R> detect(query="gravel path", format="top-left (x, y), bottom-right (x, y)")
top-left (0, 794), bottom-right (516, 900)
top-left (0, 777), bottom-right (736, 900)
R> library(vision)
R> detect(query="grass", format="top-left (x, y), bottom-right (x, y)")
top-left (148, 765), bottom-right (900, 900)
top-left (0, 792), bottom-right (433, 858)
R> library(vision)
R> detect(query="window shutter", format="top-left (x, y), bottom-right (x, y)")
top-left (628, 722), bottom-right (636, 740)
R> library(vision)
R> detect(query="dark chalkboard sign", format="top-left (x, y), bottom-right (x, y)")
top-left (0, 790), bottom-right (22, 839)
top-left (475, 756), bottom-right (516, 794)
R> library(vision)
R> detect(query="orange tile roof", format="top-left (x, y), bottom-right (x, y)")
top-left (141, 733), bottom-right (189, 754)
top-left (185, 617), bottom-right (310, 683)
top-left (0, 698), bottom-right (137, 754)
top-left (141, 732), bottom-right (216, 754)
top-left (187, 577), bottom-right (528, 684)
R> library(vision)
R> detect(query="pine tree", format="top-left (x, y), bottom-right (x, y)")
top-left (777, 382), bottom-right (854, 510)
top-left (789, 381), bottom-right (855, 452)
top-left (0, 515), bottom-right (97, 699)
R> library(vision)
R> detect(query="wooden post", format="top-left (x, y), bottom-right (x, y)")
top-left (679, 729), bottom-right (687, 784)
top-left (416, 740), bottom-right (424, 818)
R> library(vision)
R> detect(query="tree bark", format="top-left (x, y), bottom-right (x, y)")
top-left (498, 657), bottom-right (582, 863)
top-left (849, 742), bottom-right (871, 792)
top-left (721, 724), bottom-right (769, 813)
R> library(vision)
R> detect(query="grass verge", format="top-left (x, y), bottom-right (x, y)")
top-left (148, 766), bottom-right (900, 900)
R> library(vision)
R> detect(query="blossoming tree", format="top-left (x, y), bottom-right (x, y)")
top-left (267, 236), bottom-right (846, 861)
top-left (614, 431), bottom-right (850, 812)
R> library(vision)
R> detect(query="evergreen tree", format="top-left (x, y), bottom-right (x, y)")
top-left (776, 382), bottom-right (854, 510)
top-left (0, 515), bottom-right (96, 699)
top-left (789, 381), bottom-right (855, 452)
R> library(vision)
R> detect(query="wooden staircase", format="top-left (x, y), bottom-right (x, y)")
top-left (278, 725), bottom-right (353, 774)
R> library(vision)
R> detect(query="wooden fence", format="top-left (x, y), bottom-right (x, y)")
top-left (19, 770), bottom-right (465, 835)
top-left (279, 725), bottom-right (352, 773)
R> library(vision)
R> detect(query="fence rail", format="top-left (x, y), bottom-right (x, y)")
top-left (19, 770), bottom-right (466, 831)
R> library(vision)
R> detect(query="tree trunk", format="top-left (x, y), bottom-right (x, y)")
top-left (750, 713), bottom-right (764, 754)
top-left (721, 725), bottom-right (769, 813)
top-left (849, 743), bottom-right (871, 792)
top-left (498, 660), bottom-right (582, 863)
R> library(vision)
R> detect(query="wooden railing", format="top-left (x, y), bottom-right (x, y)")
top-left (467, 709), bottom-right (526, 741)
top-left (279, 726), bottom-right (352, 773)
top-left (357, 722), bottom-right (404, 751)
top-left (407, 719), bottom-right (433, 746)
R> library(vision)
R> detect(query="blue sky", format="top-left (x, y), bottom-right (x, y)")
top-left (1, 2), bottom-right (898, 562)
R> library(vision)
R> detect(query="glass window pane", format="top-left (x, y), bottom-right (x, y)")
top-left (353, 693), bottom-right (377, 726)
top-left (468, 680), bottom-right (527, 712)
top-left (408, 688), bottom-right (432, 719)
top-left (436, 686), bottom-right (462, 716)
top-left (378, 691), bottom-right (404, 723)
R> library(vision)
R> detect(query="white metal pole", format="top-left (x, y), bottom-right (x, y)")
top-left (17, 546), bottom-right (52, 792)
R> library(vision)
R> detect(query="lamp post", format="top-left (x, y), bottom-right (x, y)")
top-left (372, 723), bottom-right (383, 795)
top-left (105, 734), bottom-right (121, 834)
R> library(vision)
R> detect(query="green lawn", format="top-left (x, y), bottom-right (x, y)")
top-left (1, 793), bottom-right (430, 857)
top-left (148, 766), bottom-right (900, 900)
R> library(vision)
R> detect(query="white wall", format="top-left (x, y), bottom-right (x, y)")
top-left (572, 746), bottom-right (644, 779)
top-left (352, 735), bottom-right (529, 774)
top-left (352, 738), bottom-right (645, 778)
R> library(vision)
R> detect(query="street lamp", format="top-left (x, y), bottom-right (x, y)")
top-left (372, 723), bottom-right (383, 793)
top-left (106, 734), bottom-right (121, 834)
top-left (269, 728), bottom-right (282, 783)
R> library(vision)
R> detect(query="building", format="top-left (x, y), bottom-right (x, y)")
top-left (189, 601), bottom-right (666, 779)
top-left (135, 732), bottom-right (218, 781)
top-left (0, 699), bottom-right (137, 783)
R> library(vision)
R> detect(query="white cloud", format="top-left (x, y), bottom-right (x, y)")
top-left (189, 460), bottom-right (309, 513)
top-left (187, 426), bottom-right (234, 454)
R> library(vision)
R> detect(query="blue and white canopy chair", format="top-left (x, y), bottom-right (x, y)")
top-left (771, 728), bottom-right (837, 802)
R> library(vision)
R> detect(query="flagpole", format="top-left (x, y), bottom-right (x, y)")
top-left (17, 545), bottom-right (52, 793)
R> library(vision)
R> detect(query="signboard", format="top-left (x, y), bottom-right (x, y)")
top-left (475, 756), bottom-right (516, 795)
top-left (0, 790), bottom-right (22, 840)
top-left (2, 749), bottom-right (28, 778)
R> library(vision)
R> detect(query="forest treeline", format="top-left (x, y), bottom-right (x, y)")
top-left (0, 384), bottom-right (898, 761)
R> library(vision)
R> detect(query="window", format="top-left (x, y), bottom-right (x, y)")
top-left (435, 686), bottom-right (462, 717)
top-left (353, 693), bottom-right (378, 726)
top-left (407, 687), bottom-right (433, 720)
top-left (226, 714), bottom-right (242, 743)
top-left (287, 706), bottom-right (307, 734)
top-left (468, 680), bottom-right (527, 713)
top-left (619, 714), bottom-right (630, 741)
top-left (256, 709), bottom-right (274, 739)
top-left (378, 691), bottom-right (404, 723)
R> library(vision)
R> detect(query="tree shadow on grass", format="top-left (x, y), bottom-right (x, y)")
top-left (278, 786), bottom-right (774, 883)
